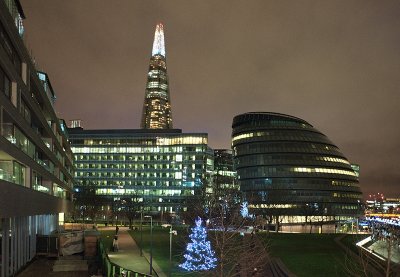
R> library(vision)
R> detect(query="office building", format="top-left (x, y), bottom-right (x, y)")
top-left (232, 112), bottom-right (363, 231)
top-left (0, 1), bottom-right (74, 275)
top-left (213, 149), bottom-right (238, 193)
top-left (69, 23), bottom-right (212, 220)
top-left (68, 128), bottom-right (212, 217)
top-left (141, 23), bottom-right (173, 129)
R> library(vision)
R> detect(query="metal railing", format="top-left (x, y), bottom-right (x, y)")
top-left (98, 239), bottom-right (152, 277)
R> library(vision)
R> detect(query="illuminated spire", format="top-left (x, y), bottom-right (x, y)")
top-left (152, 23), bottom-right (166, 57)
top-left (141, 23), bottom-right (173, 129)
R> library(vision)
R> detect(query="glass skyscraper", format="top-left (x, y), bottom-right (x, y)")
top-left (141, 23), bottom-right (173, 129)
top-left (232, 112), bottom-right (363, 231)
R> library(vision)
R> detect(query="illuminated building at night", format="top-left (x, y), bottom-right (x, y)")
top-left (232, 112), bottom-right (363, 231)
top-left (68, 128), bottom-right (212, 215)
top-left (0, 1), bottom-right (74, 275)
top-left (366, 193), bottom-right (400, 215)
top-left (141, 23), bottom-right (173, 129)
top-left (213, 149), bottom-right (237, 193)
top-left (69, 23), bottom-right (212, 217)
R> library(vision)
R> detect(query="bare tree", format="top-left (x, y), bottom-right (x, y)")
top-left (342, 224), bottom-right (400, 277)
top-left (74, 184), bottom-right (102, 223)
top-left (194, 187), bottom-right (271, 277)
top-left (119, 196), bottom-right (142, 229)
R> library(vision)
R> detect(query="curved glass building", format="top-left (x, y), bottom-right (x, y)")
top-left (232, 112), bottom-right (363, 229)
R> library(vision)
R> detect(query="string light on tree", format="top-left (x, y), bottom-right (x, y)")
top-left (240, 201), bottom-right (254, 218)
top-left (240, 201), bottom-right (249, 218)
top-left (179, 217), bottom-right (217, 271)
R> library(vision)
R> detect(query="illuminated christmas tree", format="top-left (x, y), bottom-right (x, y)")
top-left (179, 217), bottom-right (217, 271)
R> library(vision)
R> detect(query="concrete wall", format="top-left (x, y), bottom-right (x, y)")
top-left (0, 180), bottom-right (71, 218)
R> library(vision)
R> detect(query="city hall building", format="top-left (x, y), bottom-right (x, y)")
top-left (0, 1), bottom-right (74, 275)
top-left (232, 112), bottom-right (363, 232)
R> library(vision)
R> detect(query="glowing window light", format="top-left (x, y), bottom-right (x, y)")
top-left (293, 167), bottom-right (356, 176)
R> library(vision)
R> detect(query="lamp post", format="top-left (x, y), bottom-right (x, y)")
top-left (144, 215), bottom-right (153, 275)
top-left (162, 224), bottom-right (177, 277)
top-left (140, 209), bottom-right (143, 256)
top-left (169, 225), bottom-right (172, 277)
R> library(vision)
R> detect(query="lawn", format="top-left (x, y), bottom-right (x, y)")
top-left (263, 233), bottom-right (364, 277)
top-left (97, 226), bottom-right (365, 277)
top-left (99, 230), bottom-right (118, 252)
top-left (340, 233), bottom-right (369, 254)
top-left (128, 226), bottom-right (197, 277)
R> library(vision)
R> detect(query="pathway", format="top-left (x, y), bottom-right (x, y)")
top-left (100, 226), bottom-right (167, 277)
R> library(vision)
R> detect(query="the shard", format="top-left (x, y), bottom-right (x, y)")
top-left (141, 23), bottom-right (173, 129)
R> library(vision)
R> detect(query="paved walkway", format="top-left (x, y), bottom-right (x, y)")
top-left (99, 227), bottom-right (166, 277)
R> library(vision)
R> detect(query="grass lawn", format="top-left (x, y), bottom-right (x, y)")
top-left (99, 229), bottom-right (117, 252)
top-left (262, 232), bottom-right (362, 277)
top-left (340, 233), bottom-right (369, 254)
top-left (128, 226), bottom-right (199, 277)
top-left (99, 225), bottom-right (365, 277)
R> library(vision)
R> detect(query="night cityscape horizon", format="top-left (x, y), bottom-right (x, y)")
top-left (19, 0), bottom-right (400, 196)
top-left (1, 1), bottom-right (400, 276)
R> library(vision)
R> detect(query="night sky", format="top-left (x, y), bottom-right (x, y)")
top-left (20, 1), bottom-right (400, 196)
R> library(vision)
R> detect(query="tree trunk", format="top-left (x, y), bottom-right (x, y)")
top-left (275, 215), bottom-right (279, 232)
top-left (386, 239), bottom-right (391, 277)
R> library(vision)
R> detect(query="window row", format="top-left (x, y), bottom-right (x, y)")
top-left (71, 146), bottom-right (207, 154)
top-left (74, 154), bottom-right (206, 162)
top-left (2, 123), bottom-right (73, 185)
top-left (76, 179), bottom-right (203, 187)
top-left (94, 188), bottom-right (194, 197)
top-left (232, 130), bottom-right (329, 143)
top-left (240, 182), bottom-right (360, 192)
top-left (75, 163), bottom-right (202, 170)
top-left (235, 143), bottom-right (341, 156)
top-left (76, 171), bottom-right (198, 179)
top-left (238, 166), bottom-right (357, 178)
top-left (236, 154), bottom-right (350, 167)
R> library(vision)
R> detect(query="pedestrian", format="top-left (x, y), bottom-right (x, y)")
top-left (116, 225), bottom-right (119, 234)
top-left (113, 235), bottom-right (119, 252)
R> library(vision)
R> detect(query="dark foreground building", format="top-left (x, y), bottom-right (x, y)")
top-left (232, 112), bottom-right (363, 232)
top-left (0, 1), bottom-right (73, 275)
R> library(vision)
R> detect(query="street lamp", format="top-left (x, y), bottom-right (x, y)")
top-left (140, 209), bottom-right (143, 256)
top-left (144, 215), bottom-right (153, 275)
top-left (162, 224), bottom-right (177, 277)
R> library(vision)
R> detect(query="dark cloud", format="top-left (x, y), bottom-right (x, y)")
top-left (20, 0), bottom-right (400, 196)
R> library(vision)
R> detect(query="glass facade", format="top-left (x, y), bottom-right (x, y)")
top-left (0, 1), bottom-right (73, 275)
top-left (232, 112), bottom-right (363, 218)
top-left (0, 13), bottom-right (73, 199)
top-left (213, 149), bottom-right (238, 193)
top-left (141, 23), bottom-right (173, 129)
top-left (69, 128), bottom-right (212, 214)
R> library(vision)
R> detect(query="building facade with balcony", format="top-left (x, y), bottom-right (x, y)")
top-left (0, 1), bottom-right (74, 275)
